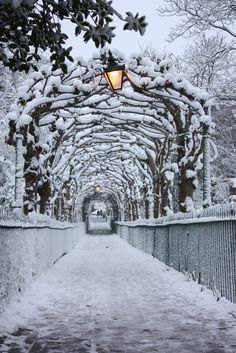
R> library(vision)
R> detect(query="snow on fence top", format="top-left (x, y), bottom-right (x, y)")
top-left (117, 202), bottom-right (236, 227)
top-left (0, 209), bottom-right (77, 229)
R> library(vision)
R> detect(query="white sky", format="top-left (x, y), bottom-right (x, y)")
top-left (62, 0), bottom-right (187, 59)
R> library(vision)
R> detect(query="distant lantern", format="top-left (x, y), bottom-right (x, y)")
top-left (104, 51), bottom-right (125, 91)
top-left (95, 185), bottom-right (101, 193)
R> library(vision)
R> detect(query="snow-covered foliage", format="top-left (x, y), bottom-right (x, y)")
top-left (6, 49), bottom-right (212, 219)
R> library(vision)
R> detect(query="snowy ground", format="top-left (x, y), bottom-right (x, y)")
top-left (1, 233), bottom-right (236, 353)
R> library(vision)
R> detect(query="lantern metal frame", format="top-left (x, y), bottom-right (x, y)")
top-left (104, 51), bottom-right (125, 91)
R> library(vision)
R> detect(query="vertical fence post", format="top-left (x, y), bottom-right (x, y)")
top-left (14, 132), bottom-right (23, 213)
top-left (58, 194), bottom-right (62, 221)
top-left (166, 224), bottom-right (170, 266)
top-left (203, 124), bottom-right (211, 208)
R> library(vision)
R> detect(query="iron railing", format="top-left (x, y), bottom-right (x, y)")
top-left (0, 223), bottom-right (84, 312)
top-left (116, 202), bottom-right (236, 303)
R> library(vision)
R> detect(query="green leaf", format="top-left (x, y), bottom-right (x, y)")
top-left (60, 63), bottom-right (68, 74)
top-left (75, 26), bottom-right (81, 36)
top-left (67, 55), bottom-right (74, 62)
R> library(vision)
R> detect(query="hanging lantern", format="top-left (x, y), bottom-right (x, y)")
top-left (104, 51), bottom-right (125, 91)
top-left (95, 185), bottom-right (101, 193)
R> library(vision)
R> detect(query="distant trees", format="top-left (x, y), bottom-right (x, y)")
top-left (211, 105), bottom-right (236, 203)
top-left (159, 0), bottom-right (236, 203)
top-left (0, 0), bottom-right (147, 72)
top-left (159, 0), bottom-right (236, 42)
top-left (181, 34), bottom-right (235, 94)
top-left (159, 0), bottom-right (236, 100)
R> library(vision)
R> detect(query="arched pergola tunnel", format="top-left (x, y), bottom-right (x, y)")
top-left (81, 191), bottom-right (120, 222)
top-left (7, 49), bottom-right (214, 221)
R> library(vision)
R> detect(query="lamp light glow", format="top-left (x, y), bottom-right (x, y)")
top-left (95, 185), bottom-right (101, 193)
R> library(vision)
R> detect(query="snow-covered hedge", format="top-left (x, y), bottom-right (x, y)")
top-left (0, 223), bottom-right (84, 312)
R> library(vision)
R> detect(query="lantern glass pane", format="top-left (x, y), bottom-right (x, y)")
top-left (95, 186), bottom-right (101, 192)
top-left (104, 72), bottom-right (113, 89)
top-left (106, 69), bottom-right (123, 90)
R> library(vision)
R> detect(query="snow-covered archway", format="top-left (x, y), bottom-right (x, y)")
top-left (7, 49), bottom-right (214, 220)
top-left (81, 191), bottom-right (120, 222)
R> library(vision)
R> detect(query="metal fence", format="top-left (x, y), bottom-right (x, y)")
top-left (0, 207), bottom-right (11, 219)
top-left (116, 202), bottom-right (236, 303)
top-left (0, 223), bottom-right (84, 312)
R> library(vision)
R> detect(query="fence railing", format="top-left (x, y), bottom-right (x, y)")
top-left (0, 207), bottom-right (11, 220)
top-left (116, 202), bottom-right (236, 303)
top-left (0, 223), bottom-right (85, 312)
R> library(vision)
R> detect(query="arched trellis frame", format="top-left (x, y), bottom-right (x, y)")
top-left (80, 190), bottom-right (120, 222)
top-left (7, 49), bottom-right (214, 218)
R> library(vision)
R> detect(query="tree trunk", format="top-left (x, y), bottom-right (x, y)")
top-left (161, 175), bottom-right (170, 216)
top-left (143, 187), bottom-right (150, 219)
top-left (176, 123), bottom-right (195, 213)
top-left (178, 166), bottom-right (195, 213)
top-left (153, 176), bottom-right (160, 218)
top-left (38, 180), bottom-right (51, 214)
top-left (23, 149), bottom-right (40, 214)
top-left (22, 119), bottom-right (41, 215)
top-left (131, 201), bottom-right (136, 221)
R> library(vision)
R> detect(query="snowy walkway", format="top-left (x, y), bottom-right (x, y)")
top-left (1, 234), bottom-right (236, 353)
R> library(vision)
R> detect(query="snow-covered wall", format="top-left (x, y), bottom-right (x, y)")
top-left (116, 219), bottom-right (236, 303)
top-left (0, 223), bottom-right (84, 311)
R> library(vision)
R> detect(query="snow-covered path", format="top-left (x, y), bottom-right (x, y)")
top-left (1, 234), bottom-right (236, 353)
